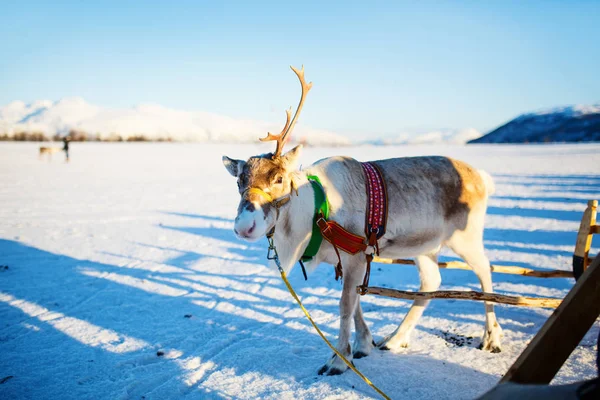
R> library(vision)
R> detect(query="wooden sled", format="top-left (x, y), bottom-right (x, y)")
top-left (477, 251), bottom-right (600, 398)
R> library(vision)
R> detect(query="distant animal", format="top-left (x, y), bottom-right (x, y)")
top-left (38, 146), bottom-right (61, 161)
top-left (222, 66), bottom-right (502, 376)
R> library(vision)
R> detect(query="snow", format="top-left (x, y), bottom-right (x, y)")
top-left (0, 99), bottom-right (483, 145)
top-left (404, 128), bottom-right (482, 145)
top-left (1, 142), bottom-right (599, 399)
top-left (517, 103), bottom-right (600, 120)
top-left (0, 98), bottom-right (350, 146)
top-left (366, 128), bottom-right (483, 146)
top-left (471, 103), bottom-right (600, 144)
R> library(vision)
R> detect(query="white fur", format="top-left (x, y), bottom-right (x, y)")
top-left (234, 207), bottom-right (267, 242)
top-left (224, 151), bottom-right (503, 375)
top-left (478, 169), bottom-right (496, 195)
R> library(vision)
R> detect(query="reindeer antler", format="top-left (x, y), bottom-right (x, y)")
top-left (260, 65), bottom-right (313, 158)
top-left (260, 107), bottom-right (292, 153)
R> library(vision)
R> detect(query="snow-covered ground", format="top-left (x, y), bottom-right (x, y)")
top-left (1, 142), bottom-right (599, 399)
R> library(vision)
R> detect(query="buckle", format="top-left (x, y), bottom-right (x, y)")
top-left (316, 216), bottom-right (330, 234)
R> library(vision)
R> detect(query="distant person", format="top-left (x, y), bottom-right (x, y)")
top-left (62, 137), bottom-right (70, 162)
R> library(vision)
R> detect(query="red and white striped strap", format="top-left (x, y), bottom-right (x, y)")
top-left (361, 162), bottom-right (388, 240)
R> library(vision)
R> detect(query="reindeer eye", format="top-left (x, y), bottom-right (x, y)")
top-left (237, 174), bottom-right (247, 189)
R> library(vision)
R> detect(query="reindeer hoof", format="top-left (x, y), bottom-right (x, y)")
top-left (317, 365), bottom-right (328, 375)
top-left (317, 364), bottom-right (345, 376)
top-left (326, 367), bottom-right (344, 376)
top-left (351, 338), bottom-right (375, 359)
top-left (377, 339), bottom-right (409, 351)
top-left (318, 353), bottom-right (352, 376)
top-left (479, 341), bottom-right (502, 353)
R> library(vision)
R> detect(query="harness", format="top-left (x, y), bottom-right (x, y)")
top-left (243, 187), bottom-right (294, 210)
top-left (298, 176), bottom-right (329, 279)
top-left (252, 161), bottom-right (388, 289)
top-left (298, 162), bottom-right (389, 290)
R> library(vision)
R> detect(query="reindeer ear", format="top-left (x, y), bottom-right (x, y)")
top-left (281, 145), bottom-right (303, 170)
top-left (222, 156), bottom-right (245, 177)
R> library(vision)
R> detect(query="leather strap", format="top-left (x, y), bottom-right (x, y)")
top-left (360, 162), bottom-right (388, 292)
top-left (362, 162), bottom-right (388, 240)
top-left (317, 217), bottom-right (367, 255)
top-left (295, 163), bottom-right (389, 286)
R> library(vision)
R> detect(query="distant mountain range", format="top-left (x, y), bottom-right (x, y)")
top-left (3, 98), bottom-right (598, 145)
top-left (0, 97), bottom-right (351, 146)
top-left (469, 104), bottom-right (600, 144)
top-left (0, 97), bottom-right (483, 145)
top-left (365, 128), bottom-right (482, 146)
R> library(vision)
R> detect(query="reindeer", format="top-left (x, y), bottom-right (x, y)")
top-left (222, 66), bottom-right (502, 376)
top-left (39, 146), bottom-right (62, 161)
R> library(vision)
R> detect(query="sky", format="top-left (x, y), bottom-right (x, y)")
top-left (1, 0), bottom-right (599, 140)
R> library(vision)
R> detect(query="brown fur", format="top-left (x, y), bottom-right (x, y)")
top-left (39, 146), bottom-right (61, 155)
top-left (235, 151), bottom-right (300, 217)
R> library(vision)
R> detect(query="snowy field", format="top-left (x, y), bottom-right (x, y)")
top-left (1, 142), bottom-right (599, 400)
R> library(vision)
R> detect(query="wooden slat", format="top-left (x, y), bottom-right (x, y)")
top-left (373, 257), bottom-right (573, 278)
top-left (357, 287), bottom-right (563, 308)
top-left (500, 252), bottom-right (600, 384)
top-left (574, 200), bottom-right (597, 259)
top-left (573, 200), bottom-right (597, 279)
top-left (591, 225), bottom-right (600, 234)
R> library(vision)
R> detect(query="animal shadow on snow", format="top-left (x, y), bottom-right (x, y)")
top-left (469, 173), bottom-right (599, 326)
top-left (0, 236), bottom-right (497, 399)
top-left (487, 173), bottom-right (600, 222)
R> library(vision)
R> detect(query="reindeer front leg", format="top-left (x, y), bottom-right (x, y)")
top-left (318, 260), bottom-right (364, 376)
top-left (353, 299), bottom-right (375, 358)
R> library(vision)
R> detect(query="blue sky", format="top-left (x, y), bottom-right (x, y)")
top-left (1, 1), bottom-right (599, 139)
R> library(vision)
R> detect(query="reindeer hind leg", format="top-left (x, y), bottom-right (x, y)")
top-left (378, 251), bottom-right (441, 351)
top-left (447, 227), bottom-right (502, 352)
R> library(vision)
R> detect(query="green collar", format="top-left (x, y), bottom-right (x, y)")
top-left (300, 175), bottom-right (329, 262)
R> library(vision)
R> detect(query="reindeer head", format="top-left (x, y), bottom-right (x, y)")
top-left (222, 66), bottom-right (312, 241)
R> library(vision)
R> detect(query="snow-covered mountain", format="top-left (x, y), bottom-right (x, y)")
top-left (366, 128), bottom-right (483, 145)
top-left (1, 98), bottom-right (486, 145)
top-left (469, 104), bottom-right (600, 144)
top-left (0, 98), bottom-right (351, 146)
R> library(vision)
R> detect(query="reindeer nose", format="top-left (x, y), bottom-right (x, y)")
top-left (237, 221), bottom-right (256, 238)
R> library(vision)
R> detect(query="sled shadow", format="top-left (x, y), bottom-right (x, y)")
top-left (493, 195), bottom-right (589, 205)
top-left (486, 206), bottom-right (583, 222)
top-left (493, 174), bottom-right (600, 195)
top-left (493, 173), bottom-right (600, 185)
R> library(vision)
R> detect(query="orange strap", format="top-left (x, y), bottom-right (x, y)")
top-left (314, 162), bottom-right (388, 289)
top-left (316, 217), bottom-right (367, 255)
